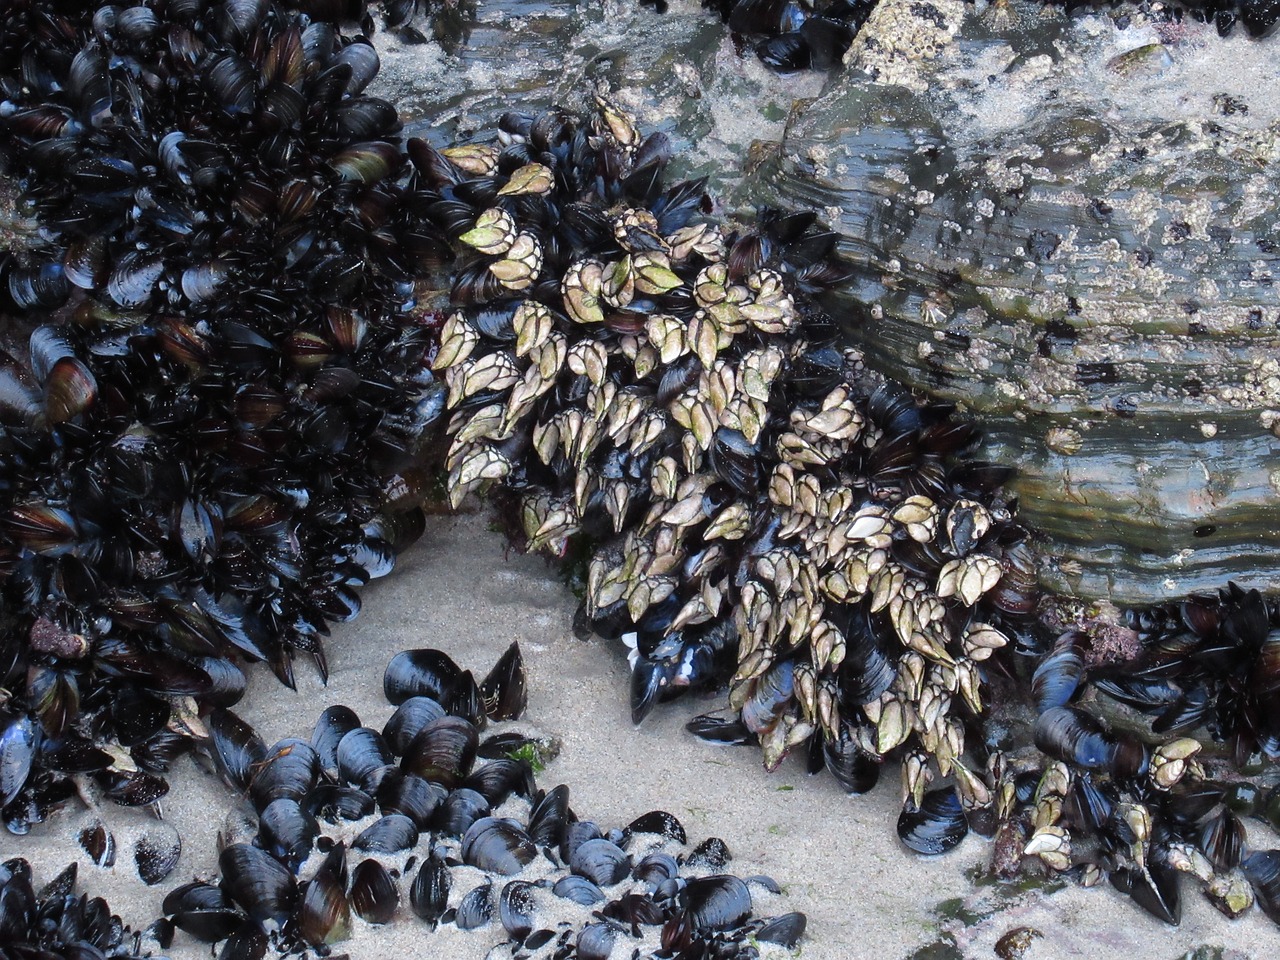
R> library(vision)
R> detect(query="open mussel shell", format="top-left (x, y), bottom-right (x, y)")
top-left (1111, 855), bottom-right (1182, 926)
top-left (528, 784), bottom-right (570, 850)
top-left (298, 848), bottom-right (351, 947)
top-left (350, 858), bottom-right (399, 925)
top-left (682, 875), bottom-right (753, 931)
top-left (78, 820), bottom-right (116, 868)
top-left (384, 649), bottom-right (462, 705)
top-left (623, 810), bottom-right (686, 845)
top-left (461, 817), bottom-right (537, 875)
top-left (686, 837), bottom-right (731, 870)
top-left (898, 787), bottom-right (968, 856)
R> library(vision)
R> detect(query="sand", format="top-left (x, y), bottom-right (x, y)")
top-left (5, 511), bottom-right (1277, 959)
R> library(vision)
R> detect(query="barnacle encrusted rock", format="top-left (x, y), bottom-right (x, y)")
top-left (756, 9), bottom-right (1280, 603)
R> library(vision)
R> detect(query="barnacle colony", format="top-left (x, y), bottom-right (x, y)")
top-left (433, 98), bottom-right (1030, 827)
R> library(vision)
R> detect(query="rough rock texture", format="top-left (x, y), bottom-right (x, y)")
top-left (758, 0), bottom-right (1280, 603)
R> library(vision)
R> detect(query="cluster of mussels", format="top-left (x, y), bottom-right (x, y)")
top-left (0, 859), bottom-right (156, 960)
top-left (0, 0), bottom-right (447, 833)
top-left (160, 644), bottom-right (806, 959)
top-left (1058, 0), bottom-right (1280, 36)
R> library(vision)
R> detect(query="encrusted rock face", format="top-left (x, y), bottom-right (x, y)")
top-left (756, 0), bottom-right (1280, 603)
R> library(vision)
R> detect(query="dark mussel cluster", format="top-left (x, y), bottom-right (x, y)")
top-left (430, 98), bottom-right (1039, 857)
top-left (0, 859), bottom-right (160, 960)
top-left (675, 0), bottom-right (875, 71)
top-left (1052, 0), bottom-right (1280, 37)
top-left (173, 643), bottom-right (806, 958)
top-left (0, 0), bottom-right (447, 833)
top-left (951, 591), bottom-right (1280, 930)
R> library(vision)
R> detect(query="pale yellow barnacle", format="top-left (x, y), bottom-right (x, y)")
top-left (667, 222), bottom-right (724, 262)
top-left (531, 330), bottom-right (567, 383)
top-left (846, 505), bottom-right (893, 545)
top-left (527, 498), bottom-right (580, 553)
top-left (489, 232), bottom-right (542, 290)
top-left (600, 256), bottom-right (635, 309)
top-left (792, 386), bottom-right (862, 440)
top-left (938, 554), bottom-right (1003, 606)
top-left (440, 144), bottom-right (500, 176)
top-left (447, 443), bottom-right (511, 508)
top-left (496, 161), bottom-right (554, 196)
top-left (1024, 825), bottom-right (1072, 872)
top-left (902, 750), bottom-right (931, 808)
top-left (632, 250), bottom-right (682, 295)
top-left (741, 268), bottom-right (796, 333)
top-left (454, 350), bottom-right (520, 404)
top-left (432, 312), bottom-right (479, 372)
top-left (562, 258), bottom-right (606, 324)
top-left (961, 622), bottom-right (1009, 661)
top-left (512, 301), bottom-right (554, 357)
top-left (613, 208), bottom-right (666, 253)
top-left (451, 403), bottom-right (506, 445)
top-left (566, 339), bottom-right (609, 386)
top-left (459, 207), bottom-right (516, 255)
top-left (693, 262), bottom-right (728, 307)
top-left (892, 495), bottom-right (938, 543)
top-left (594, 94), bottom-right (641, 149)
top-left (875, 694), bottom-right (912, 754)
top-left (776, 431), bottom-right (827, 467)
top-left (1150, 738), bottom-right (1202, 789)
top-left (686, 310), bottom-right (727, 368)
top-left (645, 313), bottom-right (686, 364)
top-left (704, 502), bottom-right (749, 540)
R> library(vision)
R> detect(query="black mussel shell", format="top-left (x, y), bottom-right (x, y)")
top-left (433, 787), bottom-right (492, 836)
top-left (336, 727), bottom-right (394, 791)
top-left (823, 725), bottom-right (880, 794)
top-left (686, 712), bottom-right (755, 746)
top-left (1033, 706), bottom-right (1116, 770)
top-left (571, 838), bottom-right (631, 887)
top-left (353, 813), bottom-right (420, 854)
top-left (209, 709), bottom-right (267, 793)
top-left (163, 882), bottom-right (246, 942)
top-left (250, 739), bottom-right (320, 808)
top-left (461, 817), bottom-right (537, 875)
top-left (1113, 856), bottom-right (1182, 925)
top-left (1031, 632), bottom-right (1085, 713)
top-left (382, 696), bottom-right (446, 755)
top-left (623, 810), bottom-right (686, 845)
top-left (312, 705), bottom-right (361, 777)
top-left (528, 784), bottom-right (570, 849)
top-left (757, 911), bottom-right (807, 947)
top-left (479, 642), bottom-right (527, 721)
top-left (135, 824), bottom-right (182, 885)
top-left (401, 715), bottom-right (478, 788)
top-left (686, 837), bottom-right (731, 869)
top-left (410, 851), bottom-right (450, 927)
top-left (682, 875), bottom-right (752, 931)
top-left (463, 758), bottom-right (533, 808)
top-left (376, 770), bottom-right (447, 828)
top-left (499, 879), bottom-right (537, 941)
top-left (1242, 849), bottom-right (1280, 923)
top-left (304, 784), bottom-right (375, 823)
top-left (298, 851), bottom-right (351, 947)
top-left (576, 921), bottom-right (616, 960)
top-left (1, 715), bottom-right (38, 805)
top-left (219, 843), bottom-right (298, 926)
top-left (633, 853), bottom-right (679, 889)
top-left (258, 798), bottom-right (319, 873)
top-left (384, 649), bottom-right (462, 705)
top-left (1198, 810), bottom-right (1246, 873)
top-left (351, 858), bottom-right (399, 925)
top-left (455, 882), bottom-right (494, 930)
top-left (78, 821), bottom-right (116, 867)
top-left (553, 875), bottom-right (605, 906)
top-left (898, 787), bottom-right (968, 856)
